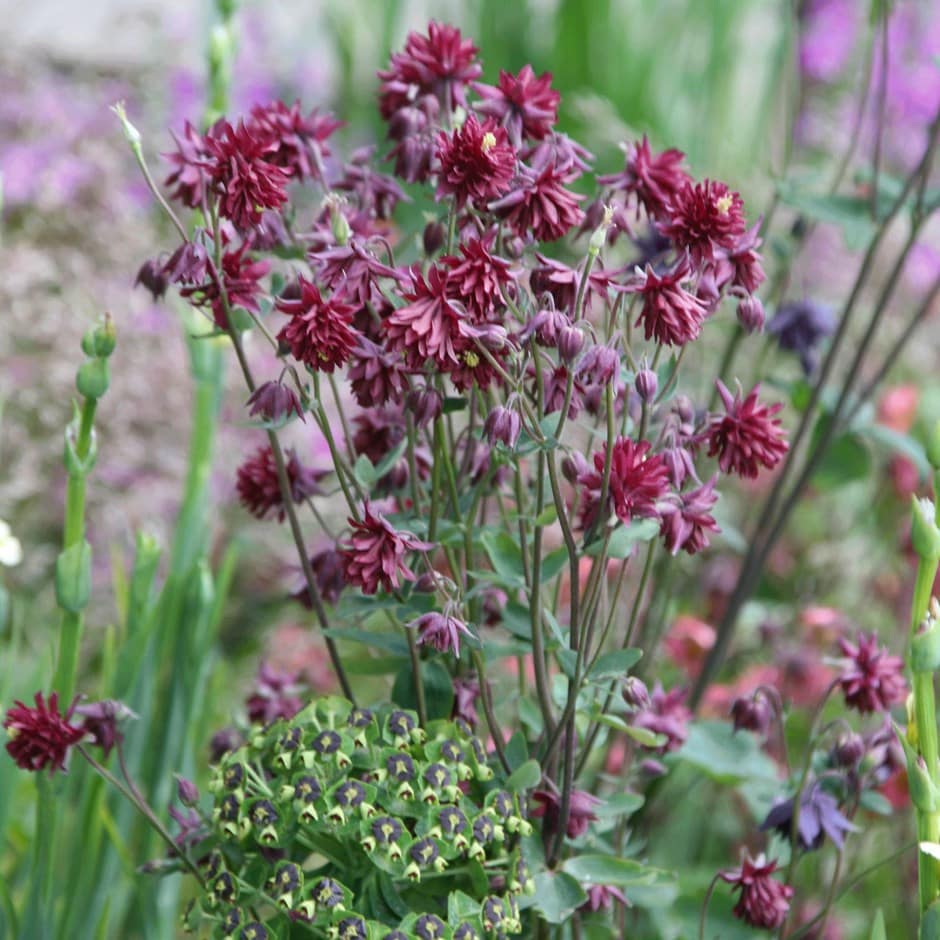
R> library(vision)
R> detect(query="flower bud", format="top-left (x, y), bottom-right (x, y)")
top-left (175, 775), bottom-right (200, 807)
top-left (406, 386), bottom-right (443, 429)
top-left (736, 295), bottom-right (765, 334)
top-left (561, 451), bottom-right (588, 484)
top-left (422, 220), bottom-right (446, 256)
top-left (80, 315), bottom-right (117, 359)
top-left (76, 359), bottom-right (110, 399)
top-left (927, 420), bottom-right (940, 472)
top-left (729, 694), bottom-right (773, 736)
top-left (622, 676), bottom-right (651, 711)
top-left (911, 496), bottom-right (940, 560)
top-left (588, 205), bottom-right (615, 255)
top-left (483, 405), bottom-right (521, 449)
top-left (329, 200), bottom-right (351, 246)
top-left (110, 101), bottom-right (142, 155)
top-left (831, 732), bottom-right (865, 768)
top-left (558, 324), bottom-right (584, 364)
top-left (634, 367), bottom-right (658, 404)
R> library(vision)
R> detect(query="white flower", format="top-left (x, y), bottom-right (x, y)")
top-left (0, 520), bottom-right (23, 567)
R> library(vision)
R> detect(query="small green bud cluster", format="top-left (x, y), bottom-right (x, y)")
top-left (76, 314), bottom-right (116, 400)
top-left (192, 697), bottom-right (533, 938)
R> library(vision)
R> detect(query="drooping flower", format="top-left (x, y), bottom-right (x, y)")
top-left (578, 438), bottom-right (671, 530)
top-left (706, 381), bottom-right (788, 479)
top-left (762, 782), bottom-right (856, 852)
top-left (436, 114), bottom-right (516, 209)
top-left (767, 299), bottom-right (836, 375)
top-left (660, 476), bottom-right (721, 556)
top-left (236, 446), bottom-right (325, 522)
top-left (203, 119), bottom-right (291, 230)
top-left (409, 608), bottom-right (474, 657)
top-left (729, 691), bottom-right (775, 737)
top-left (134, 258), bottom-right (169, 301)
top-left (632, 682), bottom-right (690, 753)
top-left (378, 21), bottom-right (482, 119)
top-left (275, 277), bottom-right (359, 372)
top-left (531, 785), bottom-right (602, 839)
top-left (598, 136), bottom-right (690, 220)
top-left (661, 179), bottom-right (746, 264)
top-left (312, 238), bottom-right (403, 310)
top-left (718, 854), bottom-right (794, 930)
top-left (580, 884), bottom-right (629, 913)
top-left (483, 404), bottom-right (522, 449)
top-left (473, 65), bottom-right (560, 146)
top-left (452, 677), bottom-right (481, 727)
top-left (249, 100), bottom-right (343, 182)
top-left (341, 504), bottom-right (433, 595)
top-left (3, 692), bottom-right (85, 774)
top-left (245, 662), bottom-right (306, 725)
top-left (163, 120), bottom-right (213, 209)
top-left (385, 95), bottom-right (440, 184)
top-left (836, 632), bottom-right (906, 714)
top-left (246, 380), bottom-right (305, 424)
top-left (335, 146), bottom-right (410, 220)
top-left (73, 699), bottom-right (135, 759)
top-left (624, 260), bottom-right (710, 347)
top-left (347, 337), bottom-right (408, 408)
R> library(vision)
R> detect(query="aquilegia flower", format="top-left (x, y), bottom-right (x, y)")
top-left (436, 114), bottom-right (516, 209)
top-left (706, 380), bottom-right (788, 479)
top-left (659, 476), bottom-right (721, 556)
top-left (768, 299), bottom-right (836, 375)
top-left (661, 178), bottom-right (745, 265)
top-left (718, 854), bottom-right (794, 929)
top-left (236, 446), bottom-right (325, 522)
top-left (3, 692), bottom-right (85, 774)
top-left (835, 631), bottom-right (906, 714)
top-left (624, 260), bottom-right (710, 347)
top-left (760, 781), bottom-right (856, 851)
top-left (598, 136), bottom-right (690, 221)
top-left (246, 380), bottom-right (305, 424)
top-left (408, 607), bottom-right (475, 657)
top-left (473, 65), bottom-right (560, 146)
top-left (531, 785), bottom-right (602, 839)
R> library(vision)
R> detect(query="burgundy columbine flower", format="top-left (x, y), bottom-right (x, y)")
top-left (707, 381), bottom-right (788, 479)
top-left (161, 239), bottom-right (209, 286)
top-left (236, 446), bottom-right (325, 522)
top-left (768, 299), bottom-right (836, 376)
top-left (632, 682), bottom-right (690, 753)
top-left (246, 381), bottom-right (305, 424)
top-left (383, 264), bottom-right (467, 370)
top-left (74, 699), bottom-right (135, 759)
top-left (312, 238), bottom-right (403, 309)
top-left (578, 438), bottom-right (671, 530)
top-left (718, 854), bottom-right (794, 930)
top-left (341, 504), bottom-right (433, 595)
top-left (352, 404), bottom-right (431, 493)
top-left (474, 65), bottom-right (560, 146)
top-left (530, 785), bottom-right (601, 839)
top-left (249, 100), bottom-right (343, 182)
top-left (409, 608), bottom-right (474, 657)
top-left (581, 884), bottom-right (629, 913)
top-left (727, 219), bottom-right (766, 294)
top-left (178, 243), bottom-right (271, 330)
top-left (203, 119), bottom-right (291, 230)
top-left (441, 234), bottom-right (516, 320)
top-left (378, 21), bottom-right (482, 119)
top-left (3, 692), bottom-right (84, 774)
top-left (245, 662), bottom-right (306, 725)
top-left (836, 632), bottom-right (906, 714)
top-left (483, 404), bottom-right (521, 449)
top-left (598, 136), bottom-right (690, 221)
top-left (163, 120), bottom-right (213, 209)
top-left (661, 179), bottom-right (746, 264)
top-left (275, 277), bottom-right (360, 372)
top-left (529, 253), bottom-right (619, 315)
top-left (335, 147), bottom-right (410, 220)
top-left (729, 691), bottom-right (775, 737)
top-left (436, 114), bottom-right (516, 210)
top-left (660, 476), bottom-right (721, 556)
top-left (134, 258), bottom-right (169, 300)
top-left (624, 260), bottom-right (709, 347)
top-left (385, 95), bottom-right (440, 184)
top-left (490, 157), bottom-right (585, 242)
top-left (452, 676), bottom-right (481, 727)
top-left (347, 337), bottom-right (408, 408)
top-left (523, 132), bottom-right (594, 179)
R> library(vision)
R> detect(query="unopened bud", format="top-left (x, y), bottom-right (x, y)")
top-left (175, 775), bottom-right (200, 807)
top-left (736, 295), bottom-right (765, 334)
top-left (561, 451), bottom-right (588, 484)
top-left (926, 420), bottom-right (940, 472)
top-left (557, 325), bottom-right (584, 364)
top-left (483, 405), bottom-right (521, 450)
top-left (634, 367), bottom-right (658, 404)
top-left (588, 205), bottom-right (615, 255)
top-left (831, 732), bottom-right (865, 768)
top-left (622, 676), bottom-right (651, 711)
top-left (911, 496), bottom-right (940, 560)
top-left (423, 220), bottom-right (446, 256)
top-left (111, 101), bottom-right (142, 155)
top-left (76, 359), bottom-right (110, 400)
top-left (81, 315), bottom-right (116, 359)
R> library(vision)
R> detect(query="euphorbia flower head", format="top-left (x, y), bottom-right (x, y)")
top-left (707, 380), bottom-right (788, 479)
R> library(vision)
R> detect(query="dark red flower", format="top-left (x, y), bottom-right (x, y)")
top-left (660, 476), bottom-right (721, 556)
top-left (249, 100), bottom-right (343, 182)
top-left (74, 699), bottom-right (135, 759)
top-left (246, 381), bottom-right (305, 424)
top-left (598, 136), bottom-right (690, 221)
top-left (707, 381), bottom-right (788, 479)
top-left (581, 885), bottom-right (629, 913)
top-left (436, 115), bottom-right (516, 210)
top-left (311, 238), bottom-right (403, 309)
top-left (347, 337), bottom-right (408, 408)
top-left (474, 65), bottom-right (560, 146)
top-left (490, 157), bottom-right (585, 242)
top-left (452, 676), bottom-right (481, 727)
top-left (134, 258), bottom-right (169, 300)
top-left (530, 785), bottom-right (601, 839)
top-left (335, 147), bottom-right (410, 220)
top-left (236, 445), bottom-right (326, 522)
top-left (245, 662), bottom-right (306, 725)
top-left (729, 691), bottom-right (775, 737)
top-left (178, 243), bottom-right (270, 330)
top-left (529, 253), bottom-right (620, 314)
top-left (3, 692), bottom-right (84, 774)
top-left (409, 608), bottom-right (474, 657)
top-left (204, 119), bottom-right (291, 230)
top-left (624, 260), bottom-right (709, 347)
top-left (352, 403), bottom-right (431, 494)
top-left (632, 682), bottom-right (690, 753)
top-left (385, 96), bottom-right (439, 184)
top-left (275, 277), bottom-right (360, 372)
top-left (836, 632), bottom-right (906, 714)
top-left (441, 234), bottom-right (516, 319)
top-left (727, 219), bottom-right (766, 294)
top-left (378, 21), bottom-right (482, 119)
top-left (578, 438), bottom-right (671, 530)
top-left (719, 854), bottom-right (793, 930)
top-left (292, 547), bottom-right (347, 608)
top-left (661, 179), bottom-right (746, 264)
top-left (383, 264), bottom-right (467, 369)
top-left (341, 504), bottom-right (433, 595)
top-left (163, 120), bottom-right (213, 209)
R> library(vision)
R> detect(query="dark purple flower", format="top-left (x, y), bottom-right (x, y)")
top-left (246, 381), bottom-right (305, 424)
top-left (341, 504), bottom-right (433, 595)
top-left (473, 65), bottom-right (560, 146)
top-left (409, 608), bottom-right (474, 657)
top-left (312, 238), bottom-right (404, 309)
top-left (659, 476), bottom-right (721, 556)
top-left (661, 179), bottom-right (746, 265)
top-left (581, 884), bottom-right (629, 913)
top-left (452, 677), bottom-right (481, 727)
top-left (718, 854), bottom-right (794, 929)
top-left (209, 727), bottom-right (244, 762)
top-left (236, 446), bottom-right (325, 522)
top-left (249, 100), bottom-right (343, 182)
top-left (729, 691), bottom-right (774, 737)
top-left (483, 404), bottom-right (521, 449)
top-left (623, 260), bottom-right (709, 347)
top-left (163, 120), bottom-right (212, 209)
top-left (767, 299), bottom-right (836, 375)
top-left (134, 258), bottom-right (169, 300)
top-left (161, 239), bottom-right (210, 286)
top-left (204, 119), bottom-right (291, 230)
top-left (836, 632), bottom-right (907, 714)
top-left (335, 147), bottom-right (409, 220)
top-left (490, 157), bottom-right (585, 242)
top-left (3, 692), bottom-right (84, 774)
top-left (598, 136), bottom-right (690, 221)
top-left (441, 234), bottom-right (516, 320)
top-left (245, 662), bottom-right (306, 725)
top-left (736, 295), bottom-right (765, 334)
top-left (760, 781), bottom-right (856, 851)
top-left (529, 253), bottom-right (619, 314)
top-left (73, 699), bottom-right (135, 759)
top-left (530, 785), bottom-right (601, 839)
top-left (707, 381), bottom-right (788, 479)
top-left (436, 114), bottom-right (516, 210)
top-left (634, 367), bottom-right (658, 404)
top-left (632, 682), bottom-right (690, 753)
top-left (347, 337), bottom-right (408, 408)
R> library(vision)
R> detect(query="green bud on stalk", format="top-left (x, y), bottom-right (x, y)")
top-left (912, 496), bottom-right (940, 561)
top-left (76, 359), bottom-right (111, 400)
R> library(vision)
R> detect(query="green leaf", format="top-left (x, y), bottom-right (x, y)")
top-left (561, 854), bottom-right (661, 887)
top-left (447, 891), bottom-right (480, 924)
top-left (589, 519), bottom-right (660, 559)
top-left (504, 731), bottom-right (529, 771)
top-left (480, 530), bottom-right (526, 585)
top-left (322, 628), bottom-right (409, 656)
top-left (534, 505), bottom-right (557, 526)
top-left (776, 179), bottom-right (875, 250)
top-left (341, 655), bottom-right (408, 676)
top-left (540, 546), bottom-right (569, 583)
top-left (505, 759), bottom-right (541, 791)
top-left (869, 910), bottom-right (886, 940)
top-left (353, 453), bottom-right (377, 488)
top-left (859, 422), bottom-right (930, 477)
top-left (859, 789), bottom-right (894, 816)
top-left (623, 725), bottom-right (667, 749)
top-left (594, 792), bottom-right (644, 819)
top-left (922, 901), bottom-right (940, 940)
top-left (391, 660), bottom-right (454, 720)
top-left (524, 871), bottom-right (587, 923)
top-left (810, 426), bottom-right (872, 489)
top-left (678, 720), bottom-right (779, 785)
top-left (588, 648), bottom-right (642, 681)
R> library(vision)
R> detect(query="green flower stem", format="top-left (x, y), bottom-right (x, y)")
top-left (402, 621), bottom-right (428, 727)
top-left (471, 650), bottom-right (510, 774)
top-left (53, 395), bottom-right (98, 705)
top-left (707, 324), bottom-right (743, 412)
